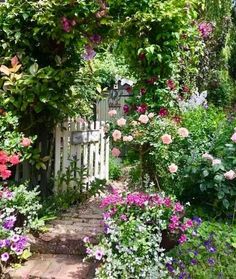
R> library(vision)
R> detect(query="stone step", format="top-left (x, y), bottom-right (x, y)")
top-left (28, 204), bottom-right (104, 256)
top-left (8, 254), bottom-right (97, 279)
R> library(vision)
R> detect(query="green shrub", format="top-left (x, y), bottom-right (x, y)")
top-left (109, 157), bottom-right (122, 181)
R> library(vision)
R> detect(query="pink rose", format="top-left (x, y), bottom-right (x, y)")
top-left (108, 110), bottom-right (117, 117)
top-left (148, 112), bottom-right (155, 119)
top-left (111, 148), bottom-right (121, 157)
top-left (21, 137), bottom-right (32, 147)
top-left (8, 155), bottom-right (20, 165)
top-left (231, 132), bottom-right (236, 143)
top-left (161, 134), bottom-right (172, 144)
top-left (117, 118), bottom-right (126, 127)
top-left (202, 153), bottom-right (213, 161)
top-left (0, 169), bottom-right (12, 180)
top-left (224, 170), bottom-right (236, 180)
top-left (138, 114), bottom-right (149, 124)
top-left (212, 159), bottom-right (221, 166)
top-left (112, 130), bottom-right (122, 141)
top-left (168, 163), bottom-right (178, 173)
top-left (178, 127), bottom-right (189, 138)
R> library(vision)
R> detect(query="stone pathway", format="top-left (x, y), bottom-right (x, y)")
top-left (7, 196), bottom-right (104, 279)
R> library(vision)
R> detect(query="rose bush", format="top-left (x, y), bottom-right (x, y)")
top-left (84, 189), bottom-right (196, 279)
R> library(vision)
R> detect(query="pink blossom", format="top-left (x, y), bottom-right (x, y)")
top-left (117, 118), bottom-right (126, 127)
top-left (164, 197), bottom-right (172, 207)
top-left (120, 214), bottom-right (128, 221)
top-left (100, 193), bottom-right (123, 208)
top-left (112, 130), bottom-right (122, 141)
top-left (111, 148), bottom-right (121, 157)
top-left (178, 127), bottom-right (189, 138)
top-left (170, 215), bottom-right (180, 224)
top-left (202, 153), bottom-right (213, 161)
top-left (95, 248), bottom-right (104, 260)
top-left (198, 22), bottom-right (213, 38)
top-left (21, 137), bottom-right (31, 147)
top-left (185, 219), bottom-right (193, 228)
top-left (152, 195), bottom-right (164, 205)
top-left (224, 170), bottom-right (236, 180)
top-left (8, 155), bottom-right (20, 165)
top-left (138, 114), bottom-right (149, 124)
top-left (123, 136), bottom-right (133, 142)
top-left (174, 202), bottom-right (184, 212)
top-left (212, 159), bottom-right (221, 166)
top-left (0, 151), bottom-right (8, 164)
top-left (108, 110), bottom-right (117, 117)
top-left (83, 236), bottom-right (90, 243)
top-left (168, 164), bottom-right (178, 173)
top-left (126, 193), bottom-right (149, 206)
top-left (179, 234), bottom-right (187, 244)
top-left (231, 132), bottom-right (236, 143)
top-left (161, 134), bottom-right (172, 145)
top-left (1, 169), bottom-right (11, 180)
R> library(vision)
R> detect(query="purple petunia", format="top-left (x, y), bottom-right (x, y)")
top-left (1, 252), bottom-right (9, 262)
top-left (207, 258), bottom-right (215, 266)
top-left (3, 215), bottom-right (16, 230)
top-left (95, 248), bottom-right (104, 260)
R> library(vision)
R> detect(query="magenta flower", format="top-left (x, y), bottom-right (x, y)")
top-left (123, 104), bottom-right (130, 114)
top-left (179, 234), bottom-right (187, 244)
top-left (159, 107), bottom-right (169, 117)
top-left (198, 22), bottom-right (213, 38)
top-left (146, 76), bottom-right (158, 84)
top-left (174, 202), bottom-right (184, 212)
top-left (138, 52), bottom-right (146, 61)
top-left (137, 104), bottom-right (148, 114)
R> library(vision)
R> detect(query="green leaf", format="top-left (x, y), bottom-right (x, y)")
top-left (29, 63), bottom-right (39, 75)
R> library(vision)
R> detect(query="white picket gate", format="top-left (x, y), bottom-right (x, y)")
top-left (54, 119), bottom-right (109, 192)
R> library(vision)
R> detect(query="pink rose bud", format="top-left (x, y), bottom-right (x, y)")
top-left (168, 163), bottom-right (178, 173)
top-left (161, 134), bottom-right (172, 144)
top-left (21, 137), bottom-right (31, 147)
top-left (178, 127), bottom-right (189, 138)
top-left (111, 147), bottom-right (121, 157)
top-left (138, 114), bottom-right (149, 124)
top-left (117, 118), bottom-right (126, 127)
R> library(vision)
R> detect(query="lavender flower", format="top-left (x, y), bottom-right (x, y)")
top-left (3, 215), bottom-right (16, 230)
top-left (82, 45), bottom-right (96, 61)
top-left (95, 248), bottom-right (104, 260)
top-left (90, 34), bottom-right (102, 44)
top-left (1, 252), bottom-right (9, 262)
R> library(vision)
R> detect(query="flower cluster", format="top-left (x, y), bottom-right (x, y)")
top-left (0, 151), bottom-right (20, 180)
top-left (198, 22), bottom-right (213, 39)
top-left (84, 190), bottom-right (196, 278)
